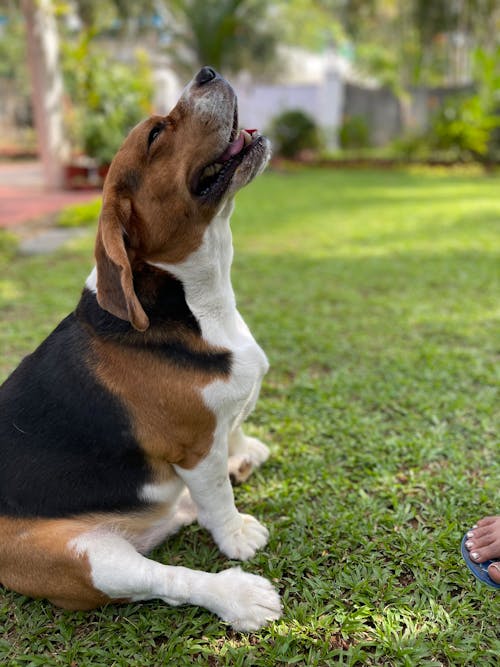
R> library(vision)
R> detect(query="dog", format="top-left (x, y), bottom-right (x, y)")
top-left (0, 67), bottom-right (281, 631)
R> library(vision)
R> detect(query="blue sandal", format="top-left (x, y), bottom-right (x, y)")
top-left (461, 534), bottom-right (500, 589)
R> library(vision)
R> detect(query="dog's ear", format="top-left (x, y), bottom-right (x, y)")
top-left (95, 197), bottom-right (150, 332)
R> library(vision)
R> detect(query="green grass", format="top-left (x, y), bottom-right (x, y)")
top-left (1, 167), bottom-right (499, 666)
top-left (56, 198), bottom-right (102, 228)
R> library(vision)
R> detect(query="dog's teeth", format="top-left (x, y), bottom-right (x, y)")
top-left (242, 130), bottom-right (253, 146)
top-left (201, 162), bottom-right (224, 182)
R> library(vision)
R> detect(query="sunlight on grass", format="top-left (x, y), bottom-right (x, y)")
top-left (0, 279), bottom-right (22, 301)
top-left (1, 167), bottom-right (499, 665)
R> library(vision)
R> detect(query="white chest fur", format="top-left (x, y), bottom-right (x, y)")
top-left (151, 203), bottom-right (269, 430)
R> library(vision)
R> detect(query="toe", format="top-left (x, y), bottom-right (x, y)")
top-left (476, 516), bottom-right (500, 527)
top-left (466, 525), bottom-right (487, 539)
top-left (487, 562), bottom-right (500, 584)
top-left (465, 530), bottom-right (495, 549)
top-left (470, 542), bottom-right (500, 563)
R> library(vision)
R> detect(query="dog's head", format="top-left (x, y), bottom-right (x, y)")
top-left (95, 67), bottom-right (271, 331)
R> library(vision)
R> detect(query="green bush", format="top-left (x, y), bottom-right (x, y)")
top-left (57, 199), bottom-right (102, 228)
top-left (430, 95), bottom-right (499, 161)
top-left (268, 109), bottom-right (323, 158)
top-left (391, 97), bottom-right (500, 164)
top-left (0, 230), bottom-right (18, 262)
top-left (62, 39), bottom-right (153, 165)
top-left (395, 47), bottom-right (500, 164)
top-left (338, 115), bottom-right (371, 149)
top-left (390, 132), bottom-right (433, 161)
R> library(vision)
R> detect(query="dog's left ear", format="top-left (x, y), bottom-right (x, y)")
top-left (95, 197), bottom-right (150, 332)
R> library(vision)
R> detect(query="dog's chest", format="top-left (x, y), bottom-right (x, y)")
top-left (153, 209), bottom-right (268, 428)
top-left (204, 311), bottom-right (269, 427)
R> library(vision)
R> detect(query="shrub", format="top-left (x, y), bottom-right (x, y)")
top-left (390, 132), bottom-right (433, 161)
top-left (57, 199), bottom-right (102, 228)
top-left (430, 95), bottom-right (499, 161)
top-left (338, 115), bottom-right (370, 149)
top-left (417, 47), bottom-right (500, 164)
top-left (268, 109), bottom-right (322, 158)
top-left (0, 230), bottom-right (18, 262)
top-left (62, 39), bottom-right (153, 165)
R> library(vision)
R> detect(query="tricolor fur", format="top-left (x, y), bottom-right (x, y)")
top-left (0, 68), bottom-right (281, 631)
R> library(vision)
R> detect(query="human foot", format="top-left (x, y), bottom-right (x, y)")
top-left (463, 516), bottom-right (500, 586)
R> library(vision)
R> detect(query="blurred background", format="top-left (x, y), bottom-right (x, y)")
top-left (1, 0), bottom-right (500, 190)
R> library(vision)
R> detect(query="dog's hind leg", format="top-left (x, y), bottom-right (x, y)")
top-left (228, 426), bottom-right (270, 484)
top-left (71, 529), bottom-right (281, 631)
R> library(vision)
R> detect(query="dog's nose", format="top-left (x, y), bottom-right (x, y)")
top-left (196, 67), bottom-right (218, 86)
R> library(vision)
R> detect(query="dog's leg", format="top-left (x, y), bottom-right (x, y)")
top-left (174, 431), bottom-right (269, 561)
top-left (73, 530), bottom-right (281, 630)
top-left (228, 426), bottom-right (270, 484)
top-left (132, 488), bottom-right (199, 554)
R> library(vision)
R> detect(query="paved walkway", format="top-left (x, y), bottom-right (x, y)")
top-left (0, 160), bottom-right (100, 229)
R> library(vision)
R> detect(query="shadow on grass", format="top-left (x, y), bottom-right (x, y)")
top-left (0, 171), bottom-right (499, 664)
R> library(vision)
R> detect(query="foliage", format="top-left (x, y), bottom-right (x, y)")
top-left (268, 110), bottom-right (323, 158)
top-left (0, 3), bottom-right (31, 129)
top-left (1, 167), bottom-right (500, 664)
top-left (0, 6), bottom-right (27, 85)
top-left (301, 0), bottom-right (500, 88)
top-left (430, 95), bottom-right (499, 162)
top-left (0, 229), bottom-right (18, 263)
top-left (393, 47), bottom-right (500, 164)
top-left (61, 35), bottom-right (153, 164)
top-left (355, 42), bottom-right (404, 95)
top-left (339, 115), bottom-right (371, 150)
top-left (69, 0), bottom-right (155, 31)
top-left (158, 0), bottom-right (281, 78)
top-left (276, 0), bottom-right (345, 53)
top-left (57, 198), bottom-right (102, 228)
top-left (63, 1), bottom-right (282, 78)
top-left (438, 46), bottom-right (500, 162)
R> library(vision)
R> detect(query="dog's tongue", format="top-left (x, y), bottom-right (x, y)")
top-left (218, 129), bottom-right (257, 162)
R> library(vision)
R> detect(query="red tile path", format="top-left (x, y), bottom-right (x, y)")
top-left (0, 161), bottom-right (100, 228)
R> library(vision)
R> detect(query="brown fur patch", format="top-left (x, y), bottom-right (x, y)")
top-left (0, 517), bottom-right (115, 609)
top-left (0, 496), bottom-right (190, 609)
top-left (89, 337), bottom-right (224, 470)
top-left (93, 103), bottom-right (231, 331)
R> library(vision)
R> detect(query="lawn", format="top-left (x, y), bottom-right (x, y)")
top-left (0, 166), bottom-right (499, 666)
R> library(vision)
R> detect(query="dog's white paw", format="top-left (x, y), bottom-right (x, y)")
top-left (207, 567), bottom-right (281, 631)
top-left (216, 513), bottom-right (269, 561)
top-left (243, 436), bottom-right (270, 467)
top-left (228, 454), bottom-right (254, 484)
top-left (228, 436), bottom-right (270, 484)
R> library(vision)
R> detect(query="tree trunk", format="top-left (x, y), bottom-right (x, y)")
top-left (21, 0), bottom-right (68, 190)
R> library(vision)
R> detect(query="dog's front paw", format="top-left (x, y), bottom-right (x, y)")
top-left (216, 513), bottom-right (269, 561)
top-left (208, 567), bottom-right (281, 631)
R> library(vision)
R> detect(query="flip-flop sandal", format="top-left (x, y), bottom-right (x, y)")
top-left (461, 534), bottom-right (500, 589)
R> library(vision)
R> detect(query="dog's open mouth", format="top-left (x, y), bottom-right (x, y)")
top-left (192, 123), bottom-right (263, 200)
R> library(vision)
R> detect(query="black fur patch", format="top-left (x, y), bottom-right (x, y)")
top-left (0, 316), bottom-right (151, 518)
top-left (77, 264), bottom-right (232, 375)
top-left (0, 264), bottom-right (232, 518)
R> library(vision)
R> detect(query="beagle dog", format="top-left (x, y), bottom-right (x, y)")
top-left (0, 68), bottom-right (281, 631)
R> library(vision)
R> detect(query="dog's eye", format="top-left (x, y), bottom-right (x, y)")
top-left (147, 123), bottom-right (165, 149)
